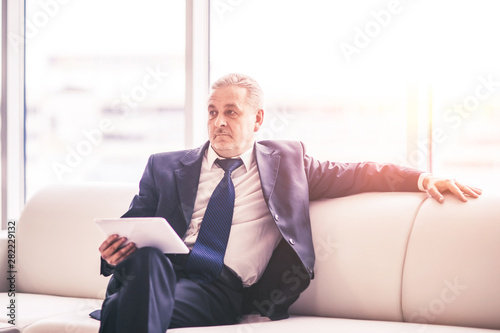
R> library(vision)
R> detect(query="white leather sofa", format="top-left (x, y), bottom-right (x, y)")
top-left (0, 183), bottom-right (499, 333)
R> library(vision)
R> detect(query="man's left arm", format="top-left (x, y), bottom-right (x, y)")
top-left (301, 143), bottom-right (481, 202)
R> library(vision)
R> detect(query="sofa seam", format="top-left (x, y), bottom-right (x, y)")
top-left (398, 194), bottom-right (429, 322)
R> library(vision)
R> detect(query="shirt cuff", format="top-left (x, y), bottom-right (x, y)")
top-left (418, 173), bottom-right (432, 192)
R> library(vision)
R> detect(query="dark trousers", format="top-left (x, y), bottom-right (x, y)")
top-left (98, 247), bottom-right (244, 333)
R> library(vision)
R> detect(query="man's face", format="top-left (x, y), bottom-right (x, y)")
top-left (207, 86), bottom-right (263, 158)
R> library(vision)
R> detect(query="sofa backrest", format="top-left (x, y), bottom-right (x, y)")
top-left (290, 191), bottom-right (500, 330)
top-left (17, 183), bottom-right (137, 299)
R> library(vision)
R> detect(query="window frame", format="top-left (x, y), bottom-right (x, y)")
top-left (1, 0), bottom-right (25, 229)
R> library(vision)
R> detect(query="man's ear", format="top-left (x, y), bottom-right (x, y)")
top-left (254, 109), bottom-right (264, 132)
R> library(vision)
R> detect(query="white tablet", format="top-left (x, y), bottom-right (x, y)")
top-left (95, 217), bottom-right (189, 254)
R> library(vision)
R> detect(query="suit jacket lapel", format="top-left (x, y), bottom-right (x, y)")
top-left (255, 142), bottom-right (280, 204)
top-left (174, 141), bottom-right (209, 227)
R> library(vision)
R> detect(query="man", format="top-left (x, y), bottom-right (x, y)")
top-left (97, 73), bottom-right (481, 333)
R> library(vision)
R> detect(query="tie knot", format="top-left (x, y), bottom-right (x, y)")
top-left (216, 158), bottom-right (243, 174)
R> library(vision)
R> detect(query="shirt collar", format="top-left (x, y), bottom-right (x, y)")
top-left (207, 144), bottom-right (254, 172)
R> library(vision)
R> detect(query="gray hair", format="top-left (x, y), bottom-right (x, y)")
top-left (211, 73), bottom-right (264, 110)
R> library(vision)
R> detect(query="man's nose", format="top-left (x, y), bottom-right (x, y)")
top-left (214, 114), bottom-right (227, 127)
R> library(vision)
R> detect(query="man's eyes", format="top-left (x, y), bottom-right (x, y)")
top-left (208, 110), bottom-right (237, 117)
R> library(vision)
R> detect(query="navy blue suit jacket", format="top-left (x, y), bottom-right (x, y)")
top-left (101, 140), bottom-right (421, 320)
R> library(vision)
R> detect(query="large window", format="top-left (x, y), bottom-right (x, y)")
top-left (210, 0), bottom-right (500, 189)
top-left (211, 0), bottom-right (409, 163)
top-left (25, 0), bottom-right (186, 199)
top-left (1, 0), bottom-right (499, 224)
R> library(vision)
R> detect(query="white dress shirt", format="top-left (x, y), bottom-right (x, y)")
top-left (184, 145), bottom-right (282, 287)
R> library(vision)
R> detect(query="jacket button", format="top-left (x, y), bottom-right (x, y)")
top-left (274, 214), bottom-right (279, 221)
top-left (289, 238), bottom-right (295, 245)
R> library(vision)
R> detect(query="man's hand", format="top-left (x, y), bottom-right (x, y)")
top-left (423, 175), bottom-right (482, 203)
top-left (99, 234), bottom-right (136, 266)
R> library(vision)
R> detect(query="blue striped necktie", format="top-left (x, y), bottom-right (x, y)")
top-left (185, 158), bottom-right (243, 282)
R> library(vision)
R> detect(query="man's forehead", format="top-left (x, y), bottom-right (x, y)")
top-left (207, 86), bottom-right (248, 108)
top-left (207, 102), bottom-right (240, 109)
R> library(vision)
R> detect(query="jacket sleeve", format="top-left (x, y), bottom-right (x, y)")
top-left (100, 155), bottom-right (159, 276)
top-left (301, 142), bottom-right (422, 201)
top-left (101, 257), bottom-right (115, 277)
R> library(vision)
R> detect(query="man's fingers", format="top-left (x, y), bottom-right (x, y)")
top-left (444, 182), bottom-right (468, 202)
top-left (471, 186), bottom-right (483, 195)
top-left (426, 186), bottom-right (444, 203)
top-left (458, 186), bottom-right (479, 198)
top-left (99, 233), bottom-right (139, 266)
top-left (98, 234), bottom-right (119, 253)
top-left (100, 236), bottom-right (129, 262)
top-left (101, 236), bottom-right (127, 256)
top-left (120, 243), bottom-right (137, 261)
top-left (423, 175), bottom-right (483, 203)
top-left (459, 184), bottom-right (482, 197)
top-left (107, 242), bottom-right (136, 266)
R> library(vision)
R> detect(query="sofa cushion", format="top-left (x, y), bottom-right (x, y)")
top-left (290, 192), bottom-right (427, 321)
top-left (0, 293), bottom-right (102, 331)
top-left (21, 310), bottom-right (100, 333)
top-left (402, 194), bottom-right (500, 329)
top-left (0, 322), bottom-right (19, 333)
top-left (19, 315), bottom-right (500, 333)
top-left (17, 183), bottom-right (137, 298)
top-left (173, 316), bottom-right (500, 333)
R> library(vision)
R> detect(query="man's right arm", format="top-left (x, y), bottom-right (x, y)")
top-left (99, 155), bottom-right (159, 276)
